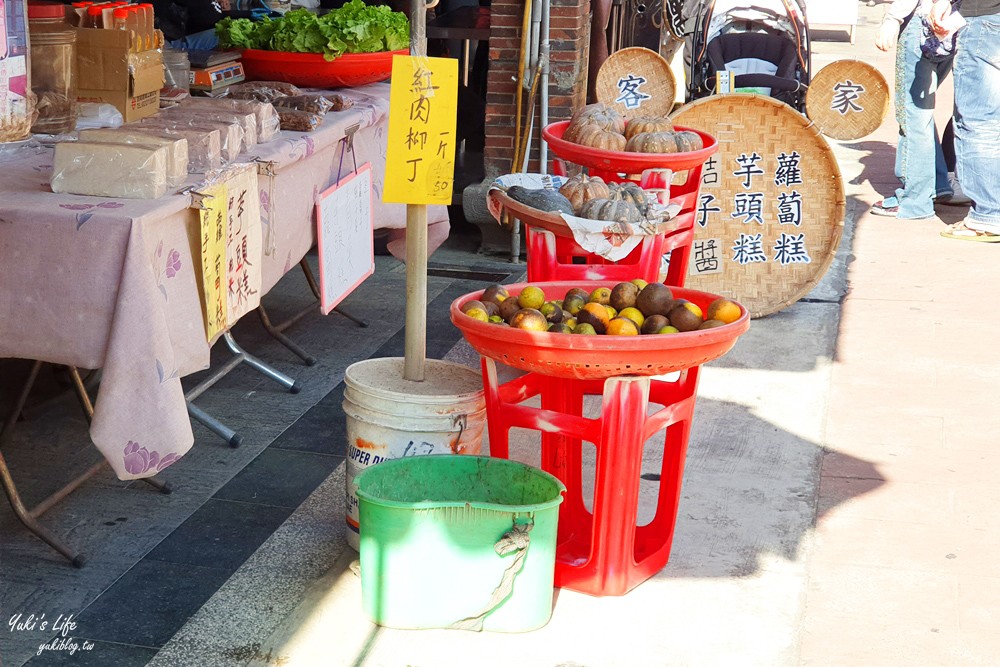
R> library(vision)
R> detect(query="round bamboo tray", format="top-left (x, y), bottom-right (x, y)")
top-left (671, 94), bottom-right (845, 318)
top-left (806, 59), bottom-right (890, 141)
top-left (596, 47), bottom-right (676, 120)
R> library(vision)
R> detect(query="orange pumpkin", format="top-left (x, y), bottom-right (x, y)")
top-left (625, 131), bottom-right (680, 154)
top-left (572, 125), bottom-right (627, 152)
top-left (624, 116), bottom-right (674, 141)
top-left (673, 130), bottom-right (704, 152)
top-left (559, 174), bottom-right (612, 213)
top-left (570, 103), bottom-right (626, 134)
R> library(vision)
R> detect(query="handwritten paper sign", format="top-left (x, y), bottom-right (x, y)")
top-left (224, 166), bottom-right (263, 325)
top-left (315, 163), bottom-right (375, 314)
top-left (198, 182), bottom-right (229, 341)
top-left (383, 55), bottom-right (458, 205)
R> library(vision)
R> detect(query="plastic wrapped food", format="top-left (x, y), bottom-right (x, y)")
top-left (159, 108), bottom-right (258, 147)
top-left (322, 93), bottom-right (354, 112)
top-left (136, 117), bottom-right (243, 162)
top-left (118, 126), bottom-right (221, 173)
top-left (271, 94), bottom-right (334, 115)
top-left (223, 80), bottom-right (302, 102)
top-left (78, 129), bottom-right (189, 186)
top-left (51, 141), bottom-right (169, 199)
top-left (278, 110), bottom-right (323, 132)
top-left (176, 97), bottom-right (279, 143)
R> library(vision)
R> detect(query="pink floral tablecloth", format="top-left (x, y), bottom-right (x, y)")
top-left (0, 83), bottom-right (449, 480)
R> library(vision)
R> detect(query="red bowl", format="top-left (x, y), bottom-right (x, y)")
top-left (239, 49), bottom-right (408, 88)
top-left (451, 281), bottom-right (749, 380)
top-left (542, 122), bottom-right (718, 173)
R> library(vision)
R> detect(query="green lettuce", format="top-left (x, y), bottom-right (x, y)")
top-left (216, 2), bottom-right (409, 61)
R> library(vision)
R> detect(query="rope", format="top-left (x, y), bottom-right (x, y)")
top-left (448, 520), bottom-right (533, 632)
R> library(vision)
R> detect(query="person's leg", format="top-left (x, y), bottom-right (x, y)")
top-left (952, 14), bottom-right (1000, 233)
top-left (587, 0), bottom-right (612, 102)
top-left (941, 117), bottom-right (956, 173)
top-left (894, 18), bottom-right (950, 219)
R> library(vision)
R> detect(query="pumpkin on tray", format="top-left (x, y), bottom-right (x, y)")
top-left (559, 174), bottom-right (612, 214)
top-left (624, 116), bottom-right (674, 141)
top-left (579, 197), bottom-right (645, 225)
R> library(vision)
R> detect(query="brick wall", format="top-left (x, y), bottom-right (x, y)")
top-left (483, 0), bottom-right (591, 178)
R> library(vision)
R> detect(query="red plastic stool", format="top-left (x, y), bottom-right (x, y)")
top-left (537, 163), bottom-right (704, 287)
top-left (482, 357), bottom-right (700, 596)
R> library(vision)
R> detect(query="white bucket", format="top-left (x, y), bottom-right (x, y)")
top-left (342, 357), bottom-right (486, 550)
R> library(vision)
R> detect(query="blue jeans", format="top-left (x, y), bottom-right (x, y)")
top-left (953, 14), bottom-right (1000, 231)
top-left (892, 16), bottom-right (952, 219)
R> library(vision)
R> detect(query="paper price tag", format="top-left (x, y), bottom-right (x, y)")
top-left (382, 55), bottom-right (459, 205)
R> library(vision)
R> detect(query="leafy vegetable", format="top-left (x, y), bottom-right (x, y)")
top-left (216, 2), bottom-right (409, 61)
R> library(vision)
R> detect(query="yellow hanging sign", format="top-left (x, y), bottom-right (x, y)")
top-left (382, 55), bottom-right (459, 205)
top-left (198, 182), bottom-right (229, 341)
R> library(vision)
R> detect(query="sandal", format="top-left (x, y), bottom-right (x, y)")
top-left (940, 222), bottom-right (1000, 243)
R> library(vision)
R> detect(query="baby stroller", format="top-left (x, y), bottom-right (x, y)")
top-left (687, 0), bottom-right (811, 112)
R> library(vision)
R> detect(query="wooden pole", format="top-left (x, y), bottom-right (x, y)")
top-left (403, 0), bottom-right (428, 382)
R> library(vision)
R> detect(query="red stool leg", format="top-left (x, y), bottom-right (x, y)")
top-left (540, 376), bottom-right (589, 549)
top-left (481, 358), bottom-right (511, 460)
top-left (526, 228), bottom-right (557, 283)
top-left (555, 376), bottom-right (650, 596)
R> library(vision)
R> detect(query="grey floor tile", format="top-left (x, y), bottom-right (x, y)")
top-left (213, 449), bottom-right (339, 508)
top-left (269, 384), bottom-right (348, 456)
top-left (24, 640), bottom-right (156, 667)
top-left (71, 560), bottom-right (231, 648)
top-left (144, 499), bottom-right (291, 571)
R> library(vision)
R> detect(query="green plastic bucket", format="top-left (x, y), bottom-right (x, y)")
top-left (354, 455), bottom-right (566, 632)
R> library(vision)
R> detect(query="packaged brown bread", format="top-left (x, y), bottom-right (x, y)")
top-left (52, 142), bottom-right (169, 199)
top-left (271, 95), bottom-right (334, 115)
top-left (278, 110), bottom-right (323, 132)
top-left (159, 108), bottom-right (258, 147)
top-left (78, 129), bottom-right (189, 186)
top-left (176, 98), bottom-right (280, 142)
top-left (136, 117), bottom-right (244, 161)
top-left (224, 81), bottom-right (302, 101)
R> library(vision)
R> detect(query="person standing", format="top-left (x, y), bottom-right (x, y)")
top-left (871, 0), bottom-right (956, 219)
top-left (932, 0), bottom-right (1000, 241)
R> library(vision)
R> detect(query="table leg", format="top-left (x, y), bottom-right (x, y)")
top-left (257, 259), bottom-right (368, 365)
top-left (0, 360), bottom-right (42, 446)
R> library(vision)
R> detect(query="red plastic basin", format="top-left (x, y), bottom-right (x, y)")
top-left (239, 49), bottom-right (408, 88)
top-left (542, 122), bottom-right (718, 173)
top-left (451, 281), bottom-right (750, 380)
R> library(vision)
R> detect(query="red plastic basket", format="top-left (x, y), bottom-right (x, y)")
top-left (542, 122), bottom-right (718, 174)
top-left (450, 281), bottom-right (749, 380)
top-left (239, 49), bottom-right (407, 88)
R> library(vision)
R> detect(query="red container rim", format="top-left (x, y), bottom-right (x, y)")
top-left (451, 281), bottom-right (749, 354)
top-left (240, 48), bottom-right (409, 63)
top-left (542, 121), bottom-right (719, 173)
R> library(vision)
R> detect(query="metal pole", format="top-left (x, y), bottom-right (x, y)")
top-left (404, 0), bottom-right (429, 382)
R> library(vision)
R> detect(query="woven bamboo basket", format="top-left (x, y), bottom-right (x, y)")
top-left (596, 47), bottom-right (676, 120)
top-left (670, 94), bottom-right (845, 318)
top-left (806, 59), bottom-right (890, 141)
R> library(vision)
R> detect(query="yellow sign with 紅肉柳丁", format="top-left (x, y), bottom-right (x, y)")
top-left (382, 55), bottom-right (458, 205)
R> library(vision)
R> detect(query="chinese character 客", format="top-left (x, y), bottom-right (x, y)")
top-left (731, 192), bottom-right (765, 224)
top-left (733, 152), bottom-right (765, 189)
top-left (693, 239), bottom-right (720, 273)
top-left (732, 233), bottom-right (767, 265)
top-left (831, 80), bottom-right (865, 115)
top-left (777, 191), bottom-right (803, 226)
top-left (614, 74), bottom-right (652, 110)
top-left (774, 151), bottom-right (803, 186)
top-left (697, 193), bottom-right (721, 227)
top-left (773, 232), bottom-right (811, 265)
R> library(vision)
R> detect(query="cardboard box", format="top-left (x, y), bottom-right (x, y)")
top-left (76, 28), bottom-right (163, 122)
